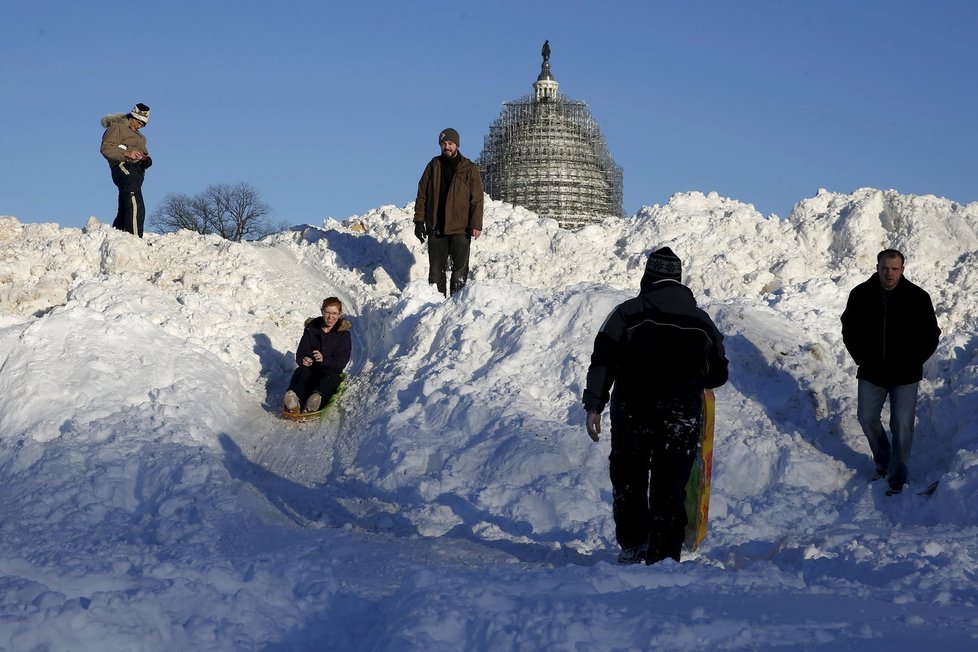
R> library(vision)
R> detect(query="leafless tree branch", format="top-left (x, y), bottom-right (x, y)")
top-left (152, 183), bottom-right (277, 241)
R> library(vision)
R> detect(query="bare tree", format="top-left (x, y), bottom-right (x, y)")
top-left (153, 183), bottom-right (278, 241)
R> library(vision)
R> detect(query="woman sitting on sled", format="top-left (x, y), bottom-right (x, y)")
top-left (283, 297), bottom-right (351, 414)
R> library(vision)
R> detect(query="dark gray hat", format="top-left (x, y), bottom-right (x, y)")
top-left (438, 128), bottom-right (460, 147)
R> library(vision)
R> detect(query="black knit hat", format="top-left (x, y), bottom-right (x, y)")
top-left (438, 128), bottom-right (460, 147)
top-left (645, 247), bottom-right (682, 281)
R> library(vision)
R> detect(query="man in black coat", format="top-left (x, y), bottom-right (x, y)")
top-left (841, 249), bottom-right (940, 494)
top-left (583, 247), bottom-right (728, 564)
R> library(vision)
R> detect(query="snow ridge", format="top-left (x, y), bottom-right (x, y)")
top-left (1, 188), bottom-right (977, 649)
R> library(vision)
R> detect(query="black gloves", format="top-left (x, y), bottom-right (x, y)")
top-left (414, 222), bottom-right (427, 243)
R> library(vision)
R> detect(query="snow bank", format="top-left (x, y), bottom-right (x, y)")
top-left (1, 188), bottom-right (977, 649)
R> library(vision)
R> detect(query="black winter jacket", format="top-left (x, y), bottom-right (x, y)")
top-left (841, 274), bottom-right (940, 387)
top-left (582, 279), bottom-right (728, 414)
top-left (295, 317), bottom-right (352, 373)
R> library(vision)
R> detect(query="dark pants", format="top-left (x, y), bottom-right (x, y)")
top-left (427, 233), bottom-right (471, 296)
top-left (288, 365), bottom-right (343, 405)
top-left (609, 393), bottom-right (703, 564)
top-left (111, 162), bottom-right (146, 237)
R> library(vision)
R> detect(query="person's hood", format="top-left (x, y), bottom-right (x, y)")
top-left (100, 113), bottom-right (131, 129)
top-left (304, 316), bottom-right (353, 332)
top-left (640, 275), bottom-right (685, 294)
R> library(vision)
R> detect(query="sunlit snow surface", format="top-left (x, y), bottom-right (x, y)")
top-left (2, 188), bottom-right (977, 650)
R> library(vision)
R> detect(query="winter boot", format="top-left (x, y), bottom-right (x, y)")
top-left (646, 530), bottom-right (682, 565)
top-left (304, 392), bottom-right (322, 413)
top-left (886, 478), bottom-right (905, 496)
top-left (284, 390), bottom-right (300, 414)
top-left (617, 545), bottom-right (647, 564)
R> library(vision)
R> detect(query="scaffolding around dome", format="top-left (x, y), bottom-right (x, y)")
top-left (478, 42), bottom-right (624, 230)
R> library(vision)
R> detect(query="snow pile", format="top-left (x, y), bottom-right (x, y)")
top-left (1, 188), bottom-right (977, 650)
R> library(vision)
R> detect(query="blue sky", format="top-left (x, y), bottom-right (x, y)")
top-left (2, 0), bottom-right (975, 230)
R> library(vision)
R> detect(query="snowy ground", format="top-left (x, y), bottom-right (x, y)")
top-left (1, 188), bottom-right (977, 650)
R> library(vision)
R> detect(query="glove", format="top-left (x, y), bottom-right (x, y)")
top-left (586, 411), bottom-right (601, 442)
top-left (414, 222), bottom-right (427, 243)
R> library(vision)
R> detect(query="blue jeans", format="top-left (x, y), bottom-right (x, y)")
top-left (856, 379), bottom-right (919, 489)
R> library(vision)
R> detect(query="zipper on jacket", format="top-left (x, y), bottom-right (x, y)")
top-left (880, 291), bottom-right (888, 363)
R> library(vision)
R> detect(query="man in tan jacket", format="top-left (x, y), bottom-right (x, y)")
top-left (100, 103), bottom-right (152, 237)
top-left (413, 127), bottom-right (484, 296)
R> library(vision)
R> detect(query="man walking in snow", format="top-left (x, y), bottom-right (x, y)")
top-left (582, 247), bottom-right (728, 564)
top-left (100, 103), bottom-right (152, 237)
top-left (413, 127), bottom-right (484, 296)
top-left (841, 248), bottom-right (940, 495)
